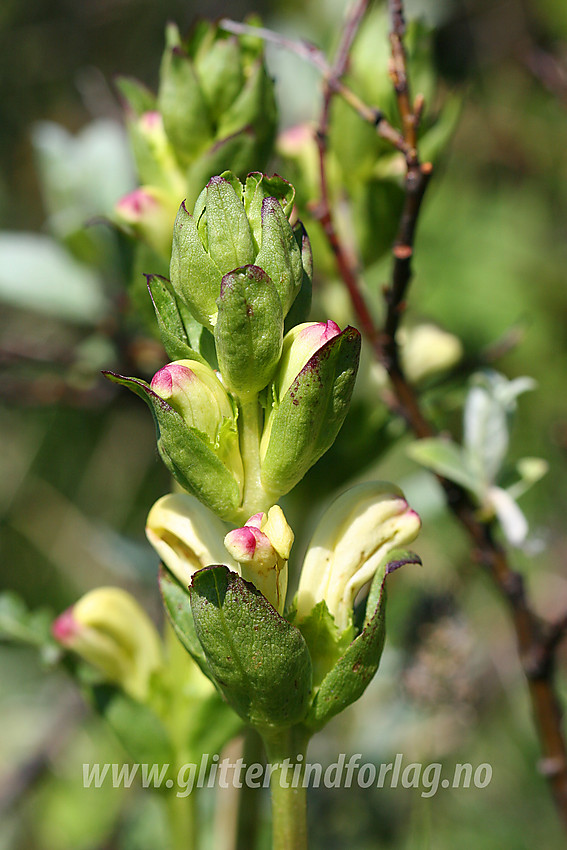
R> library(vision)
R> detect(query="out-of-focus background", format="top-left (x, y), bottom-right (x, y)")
top-left (1, 0), bottom-right (567, 847)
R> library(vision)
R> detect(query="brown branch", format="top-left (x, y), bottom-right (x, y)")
top-left (311, 0), bottom-right (378, 344)
top-left (219, 17), bottom-right (410, 155)
top-left (523, 45), bottom-right (567, 108)
top-left (309, 0), bottom-right (567, 832)
top-left (225, 2), bottom-right (567, 831)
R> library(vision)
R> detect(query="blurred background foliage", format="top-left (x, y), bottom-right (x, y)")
top-left (1, 0), bottom-right (567, 847)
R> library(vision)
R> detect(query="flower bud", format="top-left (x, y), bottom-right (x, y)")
top-left (157, 22), bottom-right (276, 173)
top-left (260, 324), bottom-right (360, 498)
top-left (52, 588), bottom-right (163, 702)
top-left (224, 505), bottom-right (293, 613)
top-left (295, 482), bottom-right (421, 632)
top-left (115, 23), bottom-right (277, 262)
top-left (401, 324), bottom-right (463, 384)
top-left (104, 365), bottom-right (243, 521)
top-left (150, 359), bottom-right (244, 487)
top-left (169, 172), bottom-right (311, 330)
top-left (146, 492), bottom-right (237, 586)
top-left (370, 323), bottom-right (463, 389)
top-left (151, 360), bottom-right (229, 437)
top-left (127, 110), bottom-right (186, 197)
top-left (272, 321), bottom-right (341, 402)
top-left (114, 186), bottom-right (178, 257)
top-left (214, 265), bottom-right (283, 396)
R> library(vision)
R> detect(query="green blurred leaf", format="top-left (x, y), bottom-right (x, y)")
top-left (0, 591), bottom-right (55, 649)
top-left (0, 234), bottom-right (108, 323)
top-left (92, 685), bottom-right (174, 765)
top-left (407, 437), bottom-right (481, 493)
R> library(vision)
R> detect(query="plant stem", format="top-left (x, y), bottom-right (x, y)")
top-left (167, 785), bottom-right (196, 850)
top-left (262, 727), bottom-right (310, 850)
top-left (236, 395), bottom-right (269, 521)
top-left (235, 728), bottom-right (265, 850)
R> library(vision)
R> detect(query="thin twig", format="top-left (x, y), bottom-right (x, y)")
top-left (307, 0), bottom-right (567, 832)
top-left (312, 0), bottom-right (378, 344)
top-left (219, 17), bottom-right (410, 155)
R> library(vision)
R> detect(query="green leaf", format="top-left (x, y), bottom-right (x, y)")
top-left (0, 592), bottom-right (55, 651)
top-left (195, 36), bottom-right (244, 121)
top-left (186, 130), bottom-right (258, 208)
top-left (158, 568), bottom-right (212, 677)
top-left (103, 372), bottom-right (241, 520)
top-left (304, 551), bottom-right (420, 731)
top-left (169, 201), bottom-right (222, 329)
top-left (189, 566), bottom-right (312, 730)
top-left (407, 437), bottom-right (481, 493)
top-left (463, 371), bottom-right (536, 486)
top-left (217, 59), bottom-right (276, 153)
top-left (261, 327), bottom-right (361, 497)
top-left (184, 687), bottom-right (243, 761)
top-left (215, 265), bottom-right (283, 395)
top-left (255, 197), bottom-right (304, 316)
top-left (203, 175), bottom-right (255, 273)
top-left (464, 380), bottom-right (509, 485)
top-left (147, 274), bottom-right (208, 364)
top-left (290, 601), bottom-right (353, 690)
top-left (284, 222), bottom-right (313, 332)
top-left (92, 685), bottom-right (174, 765)
top-left (158, 30), bottom-right (213, 162)
top-left (244, 173), bottom-right (295, 250)
top-left (115, 76), bottom-right (157, 116)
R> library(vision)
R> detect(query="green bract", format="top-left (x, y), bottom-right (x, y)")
top-left (189, 566), bottom-right (312, 730)
top-left (103, 369), bottom-right (243, 520)
top-left (215, 265), bottom-right (283, 396)
top-left (107, 172), bottom-right (359, 525)
top-left (260, 323), bottom-right (362, 499)
top-left (117, 22), bottom-right (277, 212)
top-left (169, 172), bottom-right (311, 330)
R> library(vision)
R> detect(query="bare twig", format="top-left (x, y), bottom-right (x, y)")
top-left (307, 0), bottom-right (567, 832)
top-left (522, 45), bottom-right (567, 108)
top-left (226, 1), bottom-right (567, 830)
top-left (311, 0), bottom-right (378, 344)
top-left (219, 17), bottom-right (410, 155)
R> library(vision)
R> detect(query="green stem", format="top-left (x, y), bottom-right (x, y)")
top-left (167, 785), bottom-right (196, 850)
top-left (262, 727), bottom-right (310, 850)
top-left (237, 395), bottom-right (270, 520)
top-left (235, 728), bottom-right (265, 850)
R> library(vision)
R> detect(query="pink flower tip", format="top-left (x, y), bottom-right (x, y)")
top-left (151, 363), bottom-right (195, 397)
top-left (298, 320), bottom-right (341, 350)
top-left (140, 110), bottom-right (162, 131)
top-left (116, 188), bottom-right (157, 220)
top-left (245, 513), bottom-right (265, 529)
top-left (225, 527), bottom-right (258, 559)
top-left (52, 608), bottom-right (80, 644)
